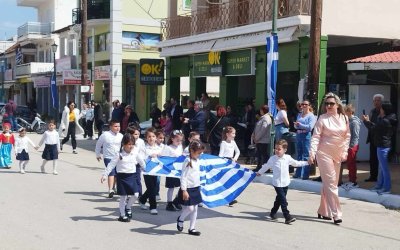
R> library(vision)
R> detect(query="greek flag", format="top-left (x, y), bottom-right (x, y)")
top-left (266, 34), bottom-right (278, 117)
top-left (145, 154), bottom-right (256, 208)
top-left (15, 45), bottom-right (23, 65)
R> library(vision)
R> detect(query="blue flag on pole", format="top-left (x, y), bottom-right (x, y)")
top-left (266, 34), bottom-right (278, 117)
top-left (145, 154), bottom-right (256, 208)
top-left (50, 72), bottom-right (58, 109)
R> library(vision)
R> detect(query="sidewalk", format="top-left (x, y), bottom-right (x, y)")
top-left (241, 159), bottom-right (400, 208)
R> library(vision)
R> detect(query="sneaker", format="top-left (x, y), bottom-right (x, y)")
top-left (108, 190), bottom-right (115, 198)
top-left (268, 213), bottom-right (278, 221)
top-left (20, 170), bottom-right (26, 174)
top-left (150, 209), bottom-right (158, 215)
top-left (118, 216), bottom-right (130, 222)
top-left (73, 150), bottom-right (78, 154)
top-left (285, 217), bottom-right (296, 224)
top-left (53, 171), bottom-right (58, 175)
top-left (140, 203), bottom-right (148, 210)
top-left (198, 202), bottom-right (204, 207)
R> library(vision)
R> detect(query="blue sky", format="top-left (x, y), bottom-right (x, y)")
top-left (0, 0), bottom-right (37, 39)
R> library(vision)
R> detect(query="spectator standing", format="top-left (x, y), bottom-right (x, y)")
top-left (293, 100), bottom-right (316, 180)
top-left (252, 105), bottom-right (272, 172)
top-left (362, 94), bottom-right (384, 182)
top-left (243, 103), bottom-right (256, 159)
top-left (111, 99), bottom-right (124, 123)
top-left (184, 101), bottom-right (206, 142)
top-left (150, 102), bottom-right (162, 128)
top-left (79, 103), bottom-right (88, 138)
top-left (182, 100), bottom-right (196, 145)
top-left (120, 105), bottom-right (139, 134)
top-left (208, 105), bottom-right (231, 156)
top-left (274, 98), bottom-right (290, 141)
top-left (309, 93), bottom-right (350, 224)
top-left (169, 97), bottom-right (183, 130)
top-left (363, 102), bottom-right (397, 194)
top-left (4, 100), bottom-right (17, 132)
top-left (92, 100), bottom-right (104, 139)
top-left (85, 103), bottom-right (95, 140)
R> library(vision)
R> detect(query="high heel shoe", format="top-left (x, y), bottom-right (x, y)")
top-left (333, 219), bottom-right (342, 224)
top-left (317, 213), bottom-right (332, 220)
top-left (176, 216), bottom-right (184, 232)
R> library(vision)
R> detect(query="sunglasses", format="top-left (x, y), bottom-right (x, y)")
top-left (325, 102), bottom-right (336, 106)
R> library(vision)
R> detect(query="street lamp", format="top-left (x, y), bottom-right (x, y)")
top-left (51, 42), bottom-right (58, 120)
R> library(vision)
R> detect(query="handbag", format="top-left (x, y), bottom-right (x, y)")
top-left (206, 116), bottom-right (223, 143)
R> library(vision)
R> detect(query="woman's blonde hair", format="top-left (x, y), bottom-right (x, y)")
top-left (321, 92), bottom-right (345, 116)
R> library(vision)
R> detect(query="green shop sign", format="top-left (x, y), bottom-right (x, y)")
top-left (192, 49), bottom-right (254, 77)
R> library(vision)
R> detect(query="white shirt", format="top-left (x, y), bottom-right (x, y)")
top-left (181, 157), bottom-right (201, 190)
top-left (219, 140), bottom-right (240, 161)
top-left (15, 136), bottom-right (36, 153)
top-left (183, 146), bottom-right (189, 156)
top-left (144, 143), bottom-right (163, 159)
top-left (161, 144), bottom-right (183, 157)
top-left (95, 130), bottom-right (123, 159)
top-left (85, 108), bottom-right (94, 121)
top-left (274, 110), bottom-right (288, 126)
top-left (103, 147), bottom-right (145, 176)
top-left (135, 138), bottom-right (146, 155)
top-left (258, 154), bottom-right (308, 187)
top-left (38, 130), bottom-right (60, 149)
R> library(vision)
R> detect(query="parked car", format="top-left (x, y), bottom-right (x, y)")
top-left (0, 105), bottom-right (36, 128)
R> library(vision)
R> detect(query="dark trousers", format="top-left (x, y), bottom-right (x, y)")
top-left (369, 143), bottom-right (379, 180)
top-left (136, 164), bottom-right (142, 196)
top-left (140, 175), bottom-right (158, 209)
top-left (96, 120), bottom-right (104, 138)
top-left (80, 118), bottom-right (87, 137)
top-left (210, 145), bottom-right (220, 156)
top-left (86, 120), bottom-right (94, 137)
top-left (271, 186), bottom-right (290, 219)
top-left (255, 143), bottom-right (270, 171)
top-left (61, 122), bottom-right (77, 149)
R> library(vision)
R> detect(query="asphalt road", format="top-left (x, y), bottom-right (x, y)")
top-left (0, 134), bottom-right (399, 250)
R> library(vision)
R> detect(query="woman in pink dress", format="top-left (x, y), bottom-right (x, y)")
top-left (309, 93), bottom-right (350, 224)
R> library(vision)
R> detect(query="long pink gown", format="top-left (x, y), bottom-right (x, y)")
top-left (310, 113), bottom-right (350, 220)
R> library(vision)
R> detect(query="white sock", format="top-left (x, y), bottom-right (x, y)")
top-left (119, 196), bottom-right (128, 216)
top-left (41, 160), bottom-right (47, 171)
top-left (53, 160), bottom-right (58, 172)
top-left (179, 205), bottom-right (195, 227)
top-left (19, 161), bottom-right (24, 171)
top-left (189, 205), bottom-right (198, 230)
top-left (167, 188), bottom-right (174, 202)
top-left (126, 193), bottom-right (138, 210)
top-left (23, 161), bottom-right (28, 170)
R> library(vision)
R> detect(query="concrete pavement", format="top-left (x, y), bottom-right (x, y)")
top-left (1, 133), bottom-right (400, 250)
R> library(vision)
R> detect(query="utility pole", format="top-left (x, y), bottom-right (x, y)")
top-left (307, 0), bottom-right (323, 109)
top-left (81, 0), bottom-right (88, 87)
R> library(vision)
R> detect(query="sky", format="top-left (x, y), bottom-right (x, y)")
top-left (0, 0), bottom-right (37, 39)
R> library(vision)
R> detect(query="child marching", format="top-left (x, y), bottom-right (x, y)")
top-left (256, 139), bottom-right (308, 224)
top-left (176, 140), bottom-right (205, 236)
top-left (36, 120), bottom-right (61, 175)
top-left (15, 128), bottom-right (37, 174)
top-left (0, 122), bottom-right (15, 169)
top-left (101, 133), bottom-right (145, 222)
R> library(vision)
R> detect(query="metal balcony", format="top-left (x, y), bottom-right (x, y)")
top-left (15, 62), bottom-right (54, 78)
top-left (17, 22), bottom-right (54, 38)
top-left (162, 0), bottom-right (311, 40)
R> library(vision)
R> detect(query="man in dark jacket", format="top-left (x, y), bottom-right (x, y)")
top-left (168, 97), bottom-right (183, 130)
top-left (92, 100), bottom-right (104, 139)
top-left (182, 99), bottom-right (196, 145)
top-left (362, 94), bottom-right (383, 182)
top-left (184, 101), bottom-right (206, 142)
top-left (150, 102), bottom-right (162, 128)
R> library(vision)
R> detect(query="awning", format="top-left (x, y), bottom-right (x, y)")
top-left (160, 26), bottom-right (298, 57)
top-left (346, 51), bottom-right (400, 70)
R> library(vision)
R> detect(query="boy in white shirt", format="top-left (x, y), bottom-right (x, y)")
top-left (256, 139), bottom-right (308, 224)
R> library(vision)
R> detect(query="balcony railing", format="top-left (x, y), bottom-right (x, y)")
top-left (17, 22), bottom-right (54, 38)
top-left (16, 62), bottom-right (54, 78)
top-left (73, 0), bottom-right (110, 24)
top-left (162, 0), bottom-right (311, 40)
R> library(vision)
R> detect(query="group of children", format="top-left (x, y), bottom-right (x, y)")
top-left (0, 120), bottom-right (61, 174)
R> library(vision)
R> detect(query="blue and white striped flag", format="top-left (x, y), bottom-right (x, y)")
top-left (266, 34), bottom-right (278, 117)
top-left (145, 154), bottom-right (256, 208)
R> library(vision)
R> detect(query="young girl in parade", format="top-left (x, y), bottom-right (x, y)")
top-left (183, 131), bottom-right (200, 156)
top-left (161, 129), bottom-right (184, 211)
top-left (36, 120), bottom-right (61, 175)
top-left (0, 122), bottom-right (15, 169)
top-left (218, 126), bottom-right (240, 162)
top-left (101, 133), bottom-right (145, 222)
top-left (256, 139), bottom-right (308, 224)
top-left (15, 128), bottom-right (37, 174)
top-left (176, 140), bottom-right (205, 236)
top-left (139, 128), bottom-right (163, 215)
top-left (155, 129), bottom-right (166, 200)
top-left (126, 126), bottom-right (145, 197)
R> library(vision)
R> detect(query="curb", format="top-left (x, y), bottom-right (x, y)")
top-left (254, 175), bottom-right (400, 209)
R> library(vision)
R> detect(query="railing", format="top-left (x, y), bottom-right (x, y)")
top-left (17, 22), bottom-right (54, 38)
top-left (15, 62), bottom-right (54, 78)
top-left (72, 0), bottom-right (110, 24)
top-left (72, 8), bottom-right (81, 25)
top-left (162, 0), bottom-right (311, 40)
